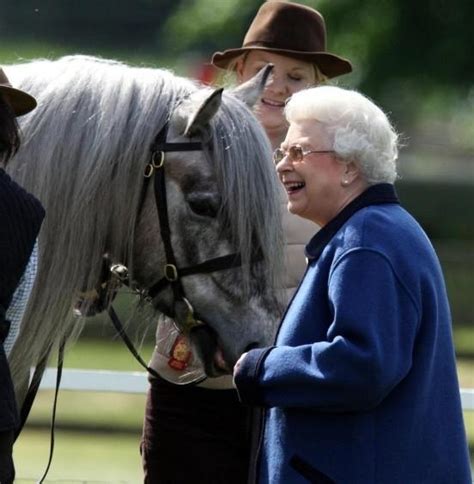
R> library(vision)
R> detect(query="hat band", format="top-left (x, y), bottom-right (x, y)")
top-left (242, 40), bottom-right (322, 54)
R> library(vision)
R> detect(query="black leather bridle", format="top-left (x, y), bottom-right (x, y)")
top-left (140, 121), bottom-right (242, 330)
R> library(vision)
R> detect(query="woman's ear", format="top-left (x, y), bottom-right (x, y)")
top-left (341, 161), bottom-right (360, 186)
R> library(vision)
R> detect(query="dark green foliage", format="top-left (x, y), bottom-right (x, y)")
top-left (0, 0), bottom-right (176, 50)
top-left (397, 180), bottom-right (474, 240)
top-left (397, 180), bottom-right (474, 328)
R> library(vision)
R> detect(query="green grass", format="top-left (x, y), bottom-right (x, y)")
top-left (454, 326), bottom-right (474, 358)
top-left (15, 428), bottom-right (142, 483)
top-left (15, 336), bottom-right (151, 480)
top-left (27, 390), bottom-right (146, 432)
top-left (63, 338), bottom-right (154, 372)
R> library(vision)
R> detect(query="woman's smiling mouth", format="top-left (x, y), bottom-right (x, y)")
top-left (261, 97), bottom-right (285, 108)
top-left (284, 181), bottom-right (305, 194)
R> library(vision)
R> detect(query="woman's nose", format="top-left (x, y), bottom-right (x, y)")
top-left (275, 156), bottom-right (293, 174)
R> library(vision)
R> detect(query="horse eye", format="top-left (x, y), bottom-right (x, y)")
top-left (187, 193), bottom-right (220, 218)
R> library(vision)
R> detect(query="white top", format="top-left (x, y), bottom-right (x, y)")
top-left (4, 240), bottom-right (38, 356)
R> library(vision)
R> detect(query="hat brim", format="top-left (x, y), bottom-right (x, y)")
top-left (212, 46), bottom-right (352, 79)
top-left (0, 85), bottom-right (37, 117)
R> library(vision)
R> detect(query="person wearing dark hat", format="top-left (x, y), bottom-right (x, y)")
top-left (0, 67), bottom-right (44, 484)
top-left (212, 0), bottom-right (352, 150)
top-left (141, 3), bottom-right (353, 484)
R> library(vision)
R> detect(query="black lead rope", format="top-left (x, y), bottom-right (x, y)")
top-left (107, 305), bottom-right (161, 379)
top-left (15, 341), bottom-right (65, 483)
top-left (15, 348), bottom-right (52, 441)
top-left (37, 340), bottom-right (65, 483)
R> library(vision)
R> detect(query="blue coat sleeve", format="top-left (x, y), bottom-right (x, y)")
top-left (235, 249), bottom-right (421, 411)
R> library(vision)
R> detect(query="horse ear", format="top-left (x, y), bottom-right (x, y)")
top-left (231, 64), bottom-right (274, 108)
top-left (184, 87), bottom-right (224, 137)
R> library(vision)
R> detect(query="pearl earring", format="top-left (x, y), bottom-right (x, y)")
top-left (341, 179), bottom-right (350, 186)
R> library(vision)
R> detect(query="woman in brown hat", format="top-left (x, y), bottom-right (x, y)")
top-left (0, 68), bottom-right (44, 484)
top-left (141, 3), bottom-right (352, 483)
top-left (213, 1), bottom-right (352, 150)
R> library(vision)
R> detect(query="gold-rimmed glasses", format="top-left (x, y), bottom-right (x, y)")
top-left (273, 144), bottom-right (334, 165)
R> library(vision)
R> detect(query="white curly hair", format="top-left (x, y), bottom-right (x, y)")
top-left (285, 86), bottom-right (399, 184)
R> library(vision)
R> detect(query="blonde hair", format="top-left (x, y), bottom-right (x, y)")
top-left (222, 51), bottom-right (327, 87)
top-left (312, 64), bottom-right (327, 84)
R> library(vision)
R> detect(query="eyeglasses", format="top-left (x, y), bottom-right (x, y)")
top-left (273, 144), bottom-right (334, 165)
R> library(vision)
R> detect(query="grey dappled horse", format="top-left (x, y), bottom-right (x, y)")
top-left (6, 55), bottom-right (284, 405)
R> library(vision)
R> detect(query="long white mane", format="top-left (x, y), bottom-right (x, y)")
top-left (6, 55), bottom-right (284, 397)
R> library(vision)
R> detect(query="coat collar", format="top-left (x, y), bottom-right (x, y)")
top-left (305, 183), bottom-right (400, 261)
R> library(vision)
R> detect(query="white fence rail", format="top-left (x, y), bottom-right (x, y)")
top-left (40, 368), bottom-right (149, 394)
top-left (38, 368), bottom-right (474, 411)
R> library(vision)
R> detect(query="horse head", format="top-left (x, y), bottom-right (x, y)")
top-left (132, 66), bottom-right (283, 375)
top-left (6, 56), bottom-right (284, 395)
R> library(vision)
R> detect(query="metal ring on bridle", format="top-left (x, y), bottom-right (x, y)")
top-left (152, 151), bottom-right (165, 168)
top-left (110, 263), bottom-right (129, 282)
top-left (144, 164), bottom-right (154, 178)
top-left (164, 263), bottom-right (178, 281)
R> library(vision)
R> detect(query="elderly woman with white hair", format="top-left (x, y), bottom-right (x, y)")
top-left (233, 86), bottom-right (471, 483)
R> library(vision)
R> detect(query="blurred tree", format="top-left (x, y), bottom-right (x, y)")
top-left (1, 0), bottom-right (472, 146)
top-left (316, 0), bottom-right (474, 129)
top-left (0, 0), bottom-right (179, 51)
top-left (2, 0), bottom-right (472, 90)
top-left (158, 0), bottom-right (473, 139)
top-left (158, 0), bottom-right (257, 56)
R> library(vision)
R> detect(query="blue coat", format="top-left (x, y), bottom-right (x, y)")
top-left (235, 184), bottom-right (471, 484)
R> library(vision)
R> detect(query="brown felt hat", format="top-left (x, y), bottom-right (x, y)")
top-left (0, 67), bottom-right (37, 117)
top-left (211, 1), bottom-right (352, 79)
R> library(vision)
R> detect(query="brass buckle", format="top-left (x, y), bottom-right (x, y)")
top-left (164, 264), bottom-right (178, 281)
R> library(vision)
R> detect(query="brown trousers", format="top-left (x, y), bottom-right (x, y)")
top-left (141, 376), bottom-right (252, 484)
